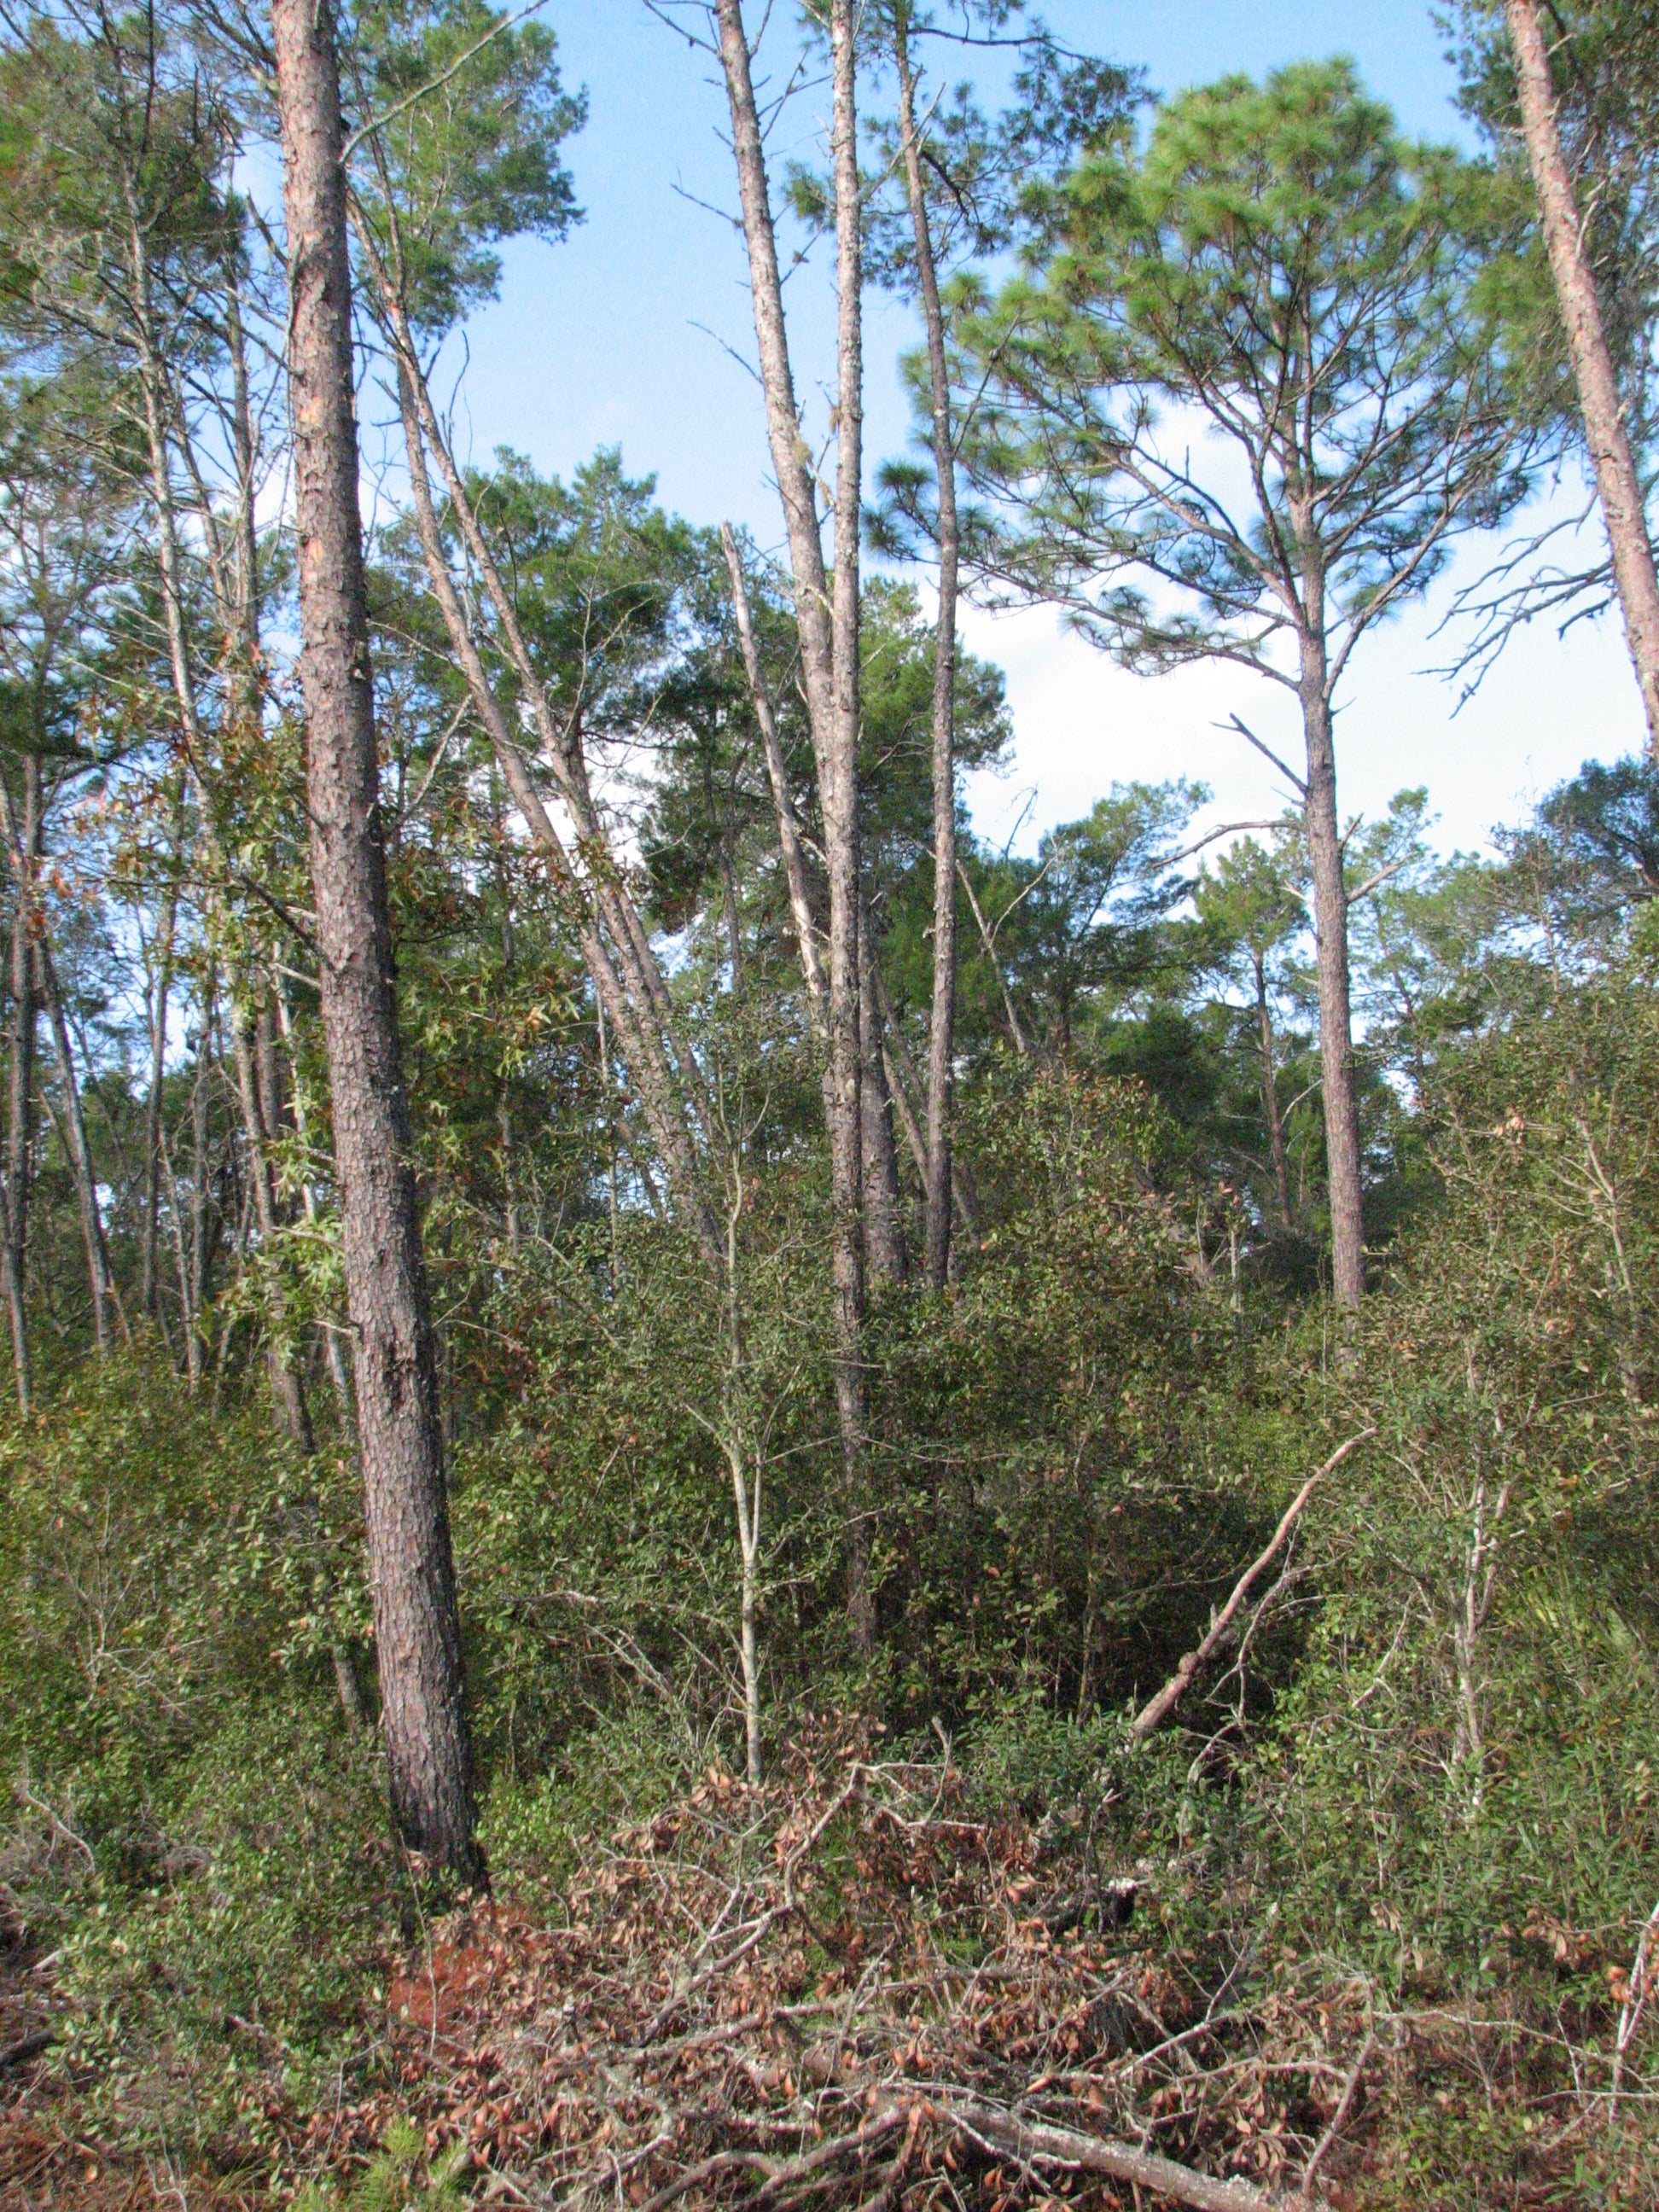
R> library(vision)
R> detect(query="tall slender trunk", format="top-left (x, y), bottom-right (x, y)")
top-left (387, 352), bottom-right (720, 1266)
top-left (231, 991), bottom-right (315, 1451)
top-left (486, 776), bottom-right (523, 1254)
top-left (363, 270), bottom-right (707, 1155)
top-left (894, 3), bottom-right (959, 1288)
top-left (273, 0), bottom-right (478, 1876)
top-left (720, 524), bottom-right (828, 1033)
top-left (827, 0), bottom-right (872, 1647)
top-left (2, 758), bottom-right (41, 1410)
top-left (272, 973), bottom-right (366, 1727)
top-left (255, 997), bottom-right (286, 1160)
top-left (226, 265), bottom-right (262, 666)
top-left (35, 934), bottom-right (111, 1354)
top-left (713, 0), bottom-right (871, 1645)
top-left (869, 958), bottom-right (982, 1244)
top-left (1254, 953), bottom-right (1294, 1232)
top-left (271, 971), bottom-right (358, 1417)
top-left (1505, 0), bottom-right (1659, 752)
top-left (142, 864), bottom-right (179, 1315)
top-left (959, 861), bottom-right (1031, 1059)
top-left (1297, 613), bottom-right (1365, 1308)
top-left (190, 967), bottom-right (216, 1358)
top-left (857, 888), bottom-right (905, 1287)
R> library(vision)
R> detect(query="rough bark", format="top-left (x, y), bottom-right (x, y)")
top-left (1297, 603), bottom-right (1366, 1310)
top-left (1505, 0), bottom-right (1659, 752)
top-left (273, 0), bottom-right (478, 1876)
top-left (2, 757), bottom-right (41, 1410)
top-left (894, 3), bottom-right (959, 1289)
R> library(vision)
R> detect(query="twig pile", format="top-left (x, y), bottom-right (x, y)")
top-left (311, 1725), bottom-right (1368, 2209)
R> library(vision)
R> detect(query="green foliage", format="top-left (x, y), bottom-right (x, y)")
top-left (346, 0), bottom-right (585, 335)
top-left (0, 1363), bottom-right (398, 2148)
top-left (294, 2117), bottom-right (474, 2212)
top-left (948, 59), bottom-right (1530, 671)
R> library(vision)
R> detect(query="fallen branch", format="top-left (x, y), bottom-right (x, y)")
top-left (0, 2023), bottom-right (55, 2070)
top-left (1132, 1431), bottom-right (1375, 1738)
top-left (951, 2098), bottom-right (1284, 2212)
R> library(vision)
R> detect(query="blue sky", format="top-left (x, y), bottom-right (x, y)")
top-left (409, 2), bottom-right (1644, 860)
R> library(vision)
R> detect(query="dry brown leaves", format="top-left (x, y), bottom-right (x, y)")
top-left (305, 1721), bottom-right (1366, 2211)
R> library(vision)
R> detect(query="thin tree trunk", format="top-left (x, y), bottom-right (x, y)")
top-left (256, 996), bottom-right (286, 1161)
top-left (484, 771), bottom-right (523, 1255)
top-left (713, 0), bottom-right (870, 1650)
top-left (1297, 608), bottom-right (1365, 1308)
top-left (1254, 953), bottom-right (1295, 1232)
top-left (273, 0), bottom-right (478, 1876)
top-left (2, 757), bottom-right (41, 1410)
top-left (894, 3), bottom-right (959, 1288)
top-left (870, 958), bottom-right (982, 1243)
top-left (271, 972), bottom-right (358, 1417)
top-left (34, 934), bottom-right (111, 1355)
top-left (719, 524), bottom-right (827, 1031)
top-left (958, 861), bottom-right (1031, 1059)
top-left (857, 888), bottom-right (905, 1287)
top-left (231, 991), bottom-right (315, 1450)
top-left (829, 0), bottom-right (872, 1646)
top-left (1505, 0), bottom-right (1659, 752)
top-left (157, 1109), bottom-right (200, 1386)
top-left (386, 352), bottom-right (721, 1266)
top-left (272, 974), bottom-right (367, 1725)
top-left (142, 872), bottom-right (178, 1316)
top-left (190, 967), bottom-right (216, 1357)
top-left (361, 264), bottom-right (706, 1147)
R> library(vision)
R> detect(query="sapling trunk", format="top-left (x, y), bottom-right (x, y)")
top-left (893, 2), bottom-right (960, 1289)
top-left (713, 0), bottom-right (872, 1647)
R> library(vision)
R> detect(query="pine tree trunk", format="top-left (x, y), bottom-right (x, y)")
top-left (720, 524), bottom-right (828, 1029)
top-left (230, 992), bottom-right (315, 1452)
top-left (34, 934), bottom-right (111, 1354)
top-left (828, 0), bottom-right (873, 1647)
top-left (1505, 0), bottom-right (1659, 751)
top-left (272, 0), bottom-right (479, 1877)
top-left (715, 0), bottom-right (871, 1650)
top-left (141, 883), bottom-right (177, 1315)
top-left (894, 3), bottom-right (959, 1290)
top-left (1298, 642), bottom-right (1365, 1309)
top-left (2, 757), bottom-right (41, 1411)
top-left (858, 888), bottom-right (906, 1287)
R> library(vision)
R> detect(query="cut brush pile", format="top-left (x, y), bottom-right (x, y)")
top-left (303, 1724), bottom-right (1367, 2211)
